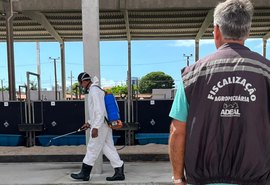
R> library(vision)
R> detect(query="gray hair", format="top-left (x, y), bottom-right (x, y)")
top-left (214, 0), bottom-right (253, 40)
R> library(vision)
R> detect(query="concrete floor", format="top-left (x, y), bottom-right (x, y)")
top-left (0, 162), bottom-right (172, 185)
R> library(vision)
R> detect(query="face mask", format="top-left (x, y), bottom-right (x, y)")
top-left (79, 86), bottom-right (88, 94)
top-left (79, 81), bottom-right (91, 94)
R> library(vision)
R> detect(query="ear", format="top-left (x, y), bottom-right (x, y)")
top-left (214, 25), bottom-right (222, 48)
top-left (214, 25), bottom-right (220, 40)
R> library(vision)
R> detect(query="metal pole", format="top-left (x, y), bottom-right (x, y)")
top-left (195, 40), bottom-right (199, 61)
top-left (36, 42), bottom-right (40, 75)
top-left (26, 72), bottom-right (32, 146)
top-left (70, 71), bottom-right (73, 100)
top-left (26, 72), bottom-right (31, 123)
top-left (126, 41), bottom-right (134, 146)
top-left (263, 39), bottom-right (267, 58)
top-left (49, 57), bottom-right (59, 100)
top-left (36, 42), bottom-right (41, 100)
top-left (26, 72), bottom-right (40, 146)
top-left (1, 80), bottom-right (3, 101)
top-left (4, 0), bottom-right (16, 100)
top-left (127, 41), bottom-right (132, 123)
top-left (37, 72), bottom-right (41, 100)
top-left (183, 54), bottom-right (192, 66)
top-left (54, 59), bottom-right (57, 100)
top-left (60, 42), bottom-right (66, 99)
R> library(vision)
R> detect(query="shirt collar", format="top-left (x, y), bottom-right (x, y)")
top-left (218, 42), bottom-right (251, 51)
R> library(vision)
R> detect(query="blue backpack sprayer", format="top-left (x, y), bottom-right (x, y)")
top-left (104, 93), bottom-right (123, 129)
top-left (94, 85), bottom-right (123, 129)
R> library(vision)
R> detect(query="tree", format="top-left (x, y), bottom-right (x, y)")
top-left (107, 85), bottom-right (128, 98)
top-left (28, 80), bottom-right (38, 90)
top-left (138, 71), bottom-right (174, 93)
top-left (72, 82), bottom-right (80, 95)
top-left (0, 87), bottom-right (8, 91)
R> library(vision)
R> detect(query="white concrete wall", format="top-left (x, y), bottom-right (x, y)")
top-left (152, 89), bottom-right (176, 100)
top-left (0, 91), bottom-right (9, 101)
top-left (30, 90), bottom-right (63, 101)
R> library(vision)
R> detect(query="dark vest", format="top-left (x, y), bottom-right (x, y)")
top-left (182, 43), bottom-right (270, 185)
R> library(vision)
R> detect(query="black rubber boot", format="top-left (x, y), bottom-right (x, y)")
top-left (70, 163), bottom-right (92, 181)
top-left (106, 164), bottom-right (125, 181)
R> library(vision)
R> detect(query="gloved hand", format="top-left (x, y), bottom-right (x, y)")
top-left (80, 123), bottom-right (91, 131)
top-left (91, 128), bottom-right (98, 138)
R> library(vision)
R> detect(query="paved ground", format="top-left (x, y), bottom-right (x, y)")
top-left (0, 162), bottom-right (172, 185)
top-left (0, 144), bottom-right (168, 155)
top-left (0, 144), bottom-right (169, 162)
top-left (0, 144), bottom-right (172, 184)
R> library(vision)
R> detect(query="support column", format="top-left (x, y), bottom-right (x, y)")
top-left (82, 0), bottom-right (102, 174)
top-left (3, 0), bottom-right (16, 100)
top-left (126, 40), bottom-right (134, 145)
top-left (82, 0), bottom-right (100, 78)
top-left (263, 39), bottom-right (267, 58)
top-left (127, 41), bottom-right (132, 123)
top-left (60, 42), bottom-right (66, 99)
top-left (195, 40), bottom-right (199, 62)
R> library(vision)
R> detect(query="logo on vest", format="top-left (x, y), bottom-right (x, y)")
top-left (220, 102), bottom-right (240, 117)
top-left (207, 76), bottom-right (256, 102)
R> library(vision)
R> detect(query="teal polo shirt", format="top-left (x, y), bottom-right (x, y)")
top-left (169, 76), bottom-right (238, 185)
top-left (169, 77), bottom-right (189, 122)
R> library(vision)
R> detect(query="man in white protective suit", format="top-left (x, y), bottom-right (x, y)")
top-left (70, 72), bottom-right (125, 181)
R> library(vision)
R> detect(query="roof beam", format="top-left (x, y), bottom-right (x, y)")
top-left (123, 10), bottom-right (131, 41)
top-left (22, 11), bottom-right (63, 43)
top-left (263, 30), bottom-right (270, 40)
top-left (195, 9), bottom-right (214, 41)
top-left (0, 2), bottom-right (3, 16)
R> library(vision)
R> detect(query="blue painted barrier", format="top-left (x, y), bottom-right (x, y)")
top-left (0, 134), bottom-right (24, 146)
top-left (135, 133), bottom-right (169, 145)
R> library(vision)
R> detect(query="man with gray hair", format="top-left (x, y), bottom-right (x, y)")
top-left (169, 0), bottom-right (270, 185)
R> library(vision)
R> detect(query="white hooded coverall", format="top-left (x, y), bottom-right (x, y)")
top-left (83, 76), bottom-right (124, 168)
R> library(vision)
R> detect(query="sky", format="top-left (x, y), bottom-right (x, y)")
top-left (0, 39), bottom-right (269, 90)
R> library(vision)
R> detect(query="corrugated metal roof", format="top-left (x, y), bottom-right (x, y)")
top-left (0, 4), bottom-right (269, 41)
